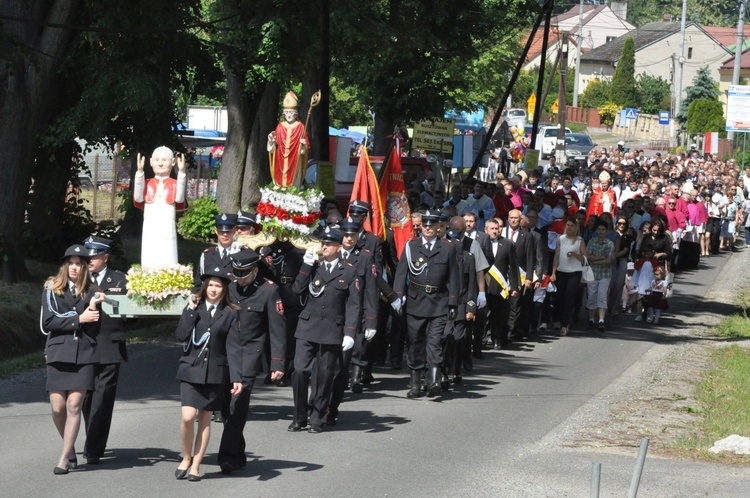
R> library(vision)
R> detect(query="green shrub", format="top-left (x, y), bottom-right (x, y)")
top-left (178, 196), bottom-right (219, 242)
top-left (598, 102), bottom-right (620, 127)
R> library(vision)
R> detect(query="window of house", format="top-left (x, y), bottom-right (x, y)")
top-left (606, 36), bottom-right (616, 43)
top-left (688, 47), bottom-right (693, 59)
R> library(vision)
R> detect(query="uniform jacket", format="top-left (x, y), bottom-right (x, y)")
top-left (229, 278), bottom-right (286, 377)
top-left (175, 303), bottom-right (241, 385)
top-left (41, 286), bottom-right (99, 365)
top-left (293, 260), bottom-right (361, 345)
top-left (260, 241), bottom-right (306, 310)
top-left (194, 245), bottom-right (236, 292)
top-left (451, 240), bottom-right (478, 321)
top-left (486, 237), bottom-right (520, 297)
top-left (343, 247), bottom-right (379, 331)
top-left (92, 268), bottom-right (128, 364)
top-left (393, 237), bottom-right (460, 317)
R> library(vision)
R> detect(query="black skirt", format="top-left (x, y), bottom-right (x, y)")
top-left (46, 362), bottom-right (95, 392)
top-left (180, 381), bottom-right (224, 411)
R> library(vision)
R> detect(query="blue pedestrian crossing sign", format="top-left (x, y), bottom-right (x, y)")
top-left (658, 111), bottom-right (670, 125)
top-left (624, 108), bottom-right (637, 120)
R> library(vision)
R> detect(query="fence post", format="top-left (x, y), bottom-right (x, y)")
top-left (110, 149), bottom-right (118, 220)
top-left (93, 154), bottom-right (99, 220)
top-left (590, 462), bottom-right (601, 498)
top-left (627, 437), bottom-right (650, 498)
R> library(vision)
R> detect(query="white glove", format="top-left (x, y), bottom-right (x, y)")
top-left (364, 328), bottom-right (376, 341)
top-left (303, 248), bottom-right (317, 266)
top-left (342, 336), bottom-right (354, 351)
top-left (477, 292), bottom-right (487, 309)
top-left (390, 297), bottom-right (403, 312)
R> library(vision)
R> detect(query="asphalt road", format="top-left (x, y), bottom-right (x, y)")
top-left (2, 250), bottom-right (749, 497)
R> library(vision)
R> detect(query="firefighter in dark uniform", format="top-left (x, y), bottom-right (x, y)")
top-left (443, 218), bottom-right (477, 387)
top-left (81, 236), bottom-right (128, 465)
top-left (259, 240), bottom-right (306, 384)
top-left (196, 213), bottom-right (238, 289)
top-left (288, 228), bottom-right (361, 433)
top-left (217, 249), bottom-right (286, 474)
top-left (322, 218), bottom-right (399, 425)
top-left (348, 199), bottom-right (400, 379)
top-left (393, 209), bottom-right (460, 398)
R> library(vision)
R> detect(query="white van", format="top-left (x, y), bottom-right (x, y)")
top-left (539, 125), bottom-right (572, 159)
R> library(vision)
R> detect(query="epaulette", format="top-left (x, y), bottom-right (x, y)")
top-left (263, 280), bottom-right (279, 289)
top-left (203, 247), bottom-right (217, 253)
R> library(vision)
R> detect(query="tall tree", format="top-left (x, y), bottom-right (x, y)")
top-left (610, 37), bottom-right (637, 108)
top-left (0, 1), bottom-right (83, 281)
top-left (636, 74), bottom-right (671, 114)
top-left (332, 0), bottom-right (536, 155)
top-left (677, 66), bottom-right (720, 127)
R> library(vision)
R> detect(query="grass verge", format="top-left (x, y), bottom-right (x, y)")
top-left (0, 352), bottom-right (46, 378)
top-left (674, 344), bottom-right (750, 462)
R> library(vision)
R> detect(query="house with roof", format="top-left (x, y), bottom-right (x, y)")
top-left (577, 22), bottom-right (733, 108)
top-left (522, 3), bottom-right (634, 73)
top-left (718, 50), bottom-right (750, 112)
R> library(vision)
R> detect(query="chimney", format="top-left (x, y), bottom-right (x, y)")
top-left (611, 1), bottom-right (628, 21)
top-left (663, 13), bottom-right (672, 22)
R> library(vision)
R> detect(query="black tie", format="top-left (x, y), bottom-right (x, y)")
top-left (208, 304), bottom-right (215, 317)
top-left (221, 249), bottom-right (228, 262)
top-left (325, 262), bottom-right (331, 273)
top-left (425, 241), bottom-right (431, 251)
top-left (91, 272), bottom-right (99, 284)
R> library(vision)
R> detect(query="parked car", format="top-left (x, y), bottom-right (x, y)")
top-left (539, 125), bottom-right (572, 159)
top-left (564, 133), bottom-right (597, 162)
top-left (501, 108), bottom-right (527, 127)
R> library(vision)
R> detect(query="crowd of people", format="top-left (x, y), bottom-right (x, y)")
top-left (40, 140), bottom-right (746, 480)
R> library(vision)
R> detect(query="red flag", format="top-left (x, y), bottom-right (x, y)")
top-left (379, 140), bottom-right (413, 259)
top-left (350, 148), bottom-right (385, 239)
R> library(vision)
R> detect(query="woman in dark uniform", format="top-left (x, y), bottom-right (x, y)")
top-left (41, 244), bottom-right (105, 475)
top-left (175, 268), bottom-right (242, 482)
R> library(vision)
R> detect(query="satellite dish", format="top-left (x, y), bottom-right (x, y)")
top-left (426, 154), bottom-right (439, 165)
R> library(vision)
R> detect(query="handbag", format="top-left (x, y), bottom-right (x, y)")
top-left (581, 257), bottom-right (595, 283)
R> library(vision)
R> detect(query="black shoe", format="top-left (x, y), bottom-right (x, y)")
top-left (277, 378), bottom-right (291, 387)
top-left (53, 466), bottom-right (69, 475)
top-left (219, 462), bottom-right (234, 475)
top-left (598, 322), bottom-right (605, 333)
top-left (175, 467), bottom-right (189, 480)
top-left (85, 456), bottom-right (100, 465)
top-left (453, 374), bottom-right (463, 385)
top-left (426, 367), bottom-right (441, 397)
top-left (463, 357), bottom-right (473, 372)
top-left (211, 412), bottom-right (223, 423)
top-left (325, 417), bottom-right (336, 427)
top-left (187, 473), bottom-right (201, 482)
top-left (350, 365), bottom-right (363, 394)
top-left (472, 351), bottom-right (484, 360)
top-left (362, 370), bottom-right (374, 385)
top-left (588, 320), bottom-right (595, 330)
top-left (309, 424), bottom-right (324, 434)
top-left (67, 455), bottom-right (78, 469)
top-left (287, 421), bottom-right (308, 432)
top-left (493, 340), bottom-right (502, 350)
top-left (406, 370), bottom-right (422, 399)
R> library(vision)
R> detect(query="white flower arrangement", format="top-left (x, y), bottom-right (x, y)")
top-left (126, 264), bottom-right (194, 308)
top-left (256, 184), bottom-right (324, 239)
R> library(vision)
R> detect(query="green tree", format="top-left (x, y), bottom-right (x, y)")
top-left (636, 74), bottom-right (671, 114)
top-left (687, 98), bottom-right (725, 136)
top-left (610, 37), bottom-right (637, 108)
top-left (580, 78), bottom-right (612, 109)
top-left (677, 66), bottom-right (720, 127)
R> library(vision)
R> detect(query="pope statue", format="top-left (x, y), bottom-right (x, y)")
top-left (133, 146), bottom-right (187, 268)
top-left (267, 91), bottom-right (309, 187)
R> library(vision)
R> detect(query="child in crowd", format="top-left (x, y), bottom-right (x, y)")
top-left (633, 248), bottom-right (659, 322)
top-left (621, 261), bottom-right (638, 313)
top-left (646, 266), bottom-right (669, 324)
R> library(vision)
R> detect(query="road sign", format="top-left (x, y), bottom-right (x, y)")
top-left (551, 99), bottom-right (559, 114)
top-left (658, 111), bottom-right (670, 125)
top-left (624, 108), bottom-right (637, 120)
top-left (412, 117), bottom-right (455, 152)
top-left (726, 85), bottom-right (750, 132)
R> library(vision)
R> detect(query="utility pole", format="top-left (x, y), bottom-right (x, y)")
top-left (555, 33), bottom-right (569, 166)
top-left (675, 0), bottom-right (687, 118)
top-left (728, 0), bottom-right (747, 143)
top-left (572, 0), bottom-right (584, 107)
